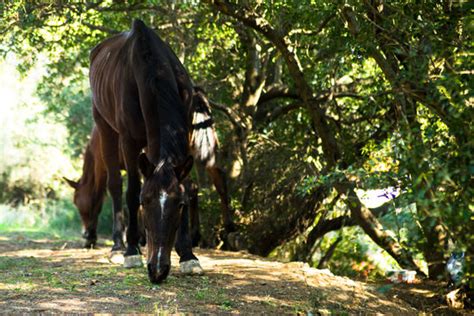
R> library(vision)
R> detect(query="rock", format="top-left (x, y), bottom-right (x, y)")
top-left (303, 265), bottom-right (334, 277)
top-left (447, 288), bottom-right (465, 309)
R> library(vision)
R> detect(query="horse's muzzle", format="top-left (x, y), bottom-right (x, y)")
top-left (147, 262), bottom-right (170, 284)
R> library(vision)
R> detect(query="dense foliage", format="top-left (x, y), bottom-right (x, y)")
top-left (0, 1), bottom-right (472, 283)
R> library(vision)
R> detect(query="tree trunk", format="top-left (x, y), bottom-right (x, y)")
top-left (318, 236), bottom-right (343, 269)
top-left (342, 3), bottom-right (447, 278)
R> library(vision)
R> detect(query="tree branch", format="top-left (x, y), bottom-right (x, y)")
top-left (82, 22), bottom-right (119, 34)
top-left (206, 0), bottom-right (340, 165)
top-left (288, 12), bottom-right (337, 37)
top-left (258, 85), bottom-right (300, 105)
top-left (207, 99), bottom-right (246, 133)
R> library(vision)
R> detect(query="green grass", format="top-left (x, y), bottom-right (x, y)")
top-left (191, 279), bottom-right (234, 311)
top-left (0, 256), bottom-right (40, 270)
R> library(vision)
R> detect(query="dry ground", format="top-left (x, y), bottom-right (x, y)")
top-left (0, 231), bottom-right (464, 314)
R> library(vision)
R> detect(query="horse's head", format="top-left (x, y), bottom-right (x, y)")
top-left (63, 177), bottom-right (101, 248)
top-left (138, 153), bottom-right (193, 283)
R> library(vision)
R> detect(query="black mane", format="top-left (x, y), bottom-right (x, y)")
top-left (130, 19), bottom-right (190, 168)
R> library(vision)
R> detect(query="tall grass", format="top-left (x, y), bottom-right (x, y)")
top-left (0, 198), bottom-right (80, 237)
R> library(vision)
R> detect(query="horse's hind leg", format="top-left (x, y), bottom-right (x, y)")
top-left (121, 139), bottom-right (143, 268)
top-left (93, 108), bottom-right (125, 253)
top-left (175, 202), bottom-right (203, 275)
top-left (206, 165), bottom-right (236, 232)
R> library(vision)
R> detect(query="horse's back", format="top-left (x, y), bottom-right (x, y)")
top-left (89, 32), bottom-right (131, 129)
top-left (90, 20), bottom-right (194, 165)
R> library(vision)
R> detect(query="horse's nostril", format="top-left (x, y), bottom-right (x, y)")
top-left (147, 263), bottom-right (170, 284)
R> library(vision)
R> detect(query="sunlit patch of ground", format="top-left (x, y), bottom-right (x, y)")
top-left (0, 231), bottom-right (461, 314)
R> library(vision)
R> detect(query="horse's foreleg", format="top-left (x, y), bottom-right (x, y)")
top-left (121, 140), bottom-right (143, 268)
top-left (175, 203), bottom-right (203, 275)
top-left (108, 168), bottom-right (125, 252)
top-left (84, 190), bottom-right (106, 248)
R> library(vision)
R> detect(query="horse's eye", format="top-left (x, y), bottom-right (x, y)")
top-left (178, 202), bottom-right (186, 210)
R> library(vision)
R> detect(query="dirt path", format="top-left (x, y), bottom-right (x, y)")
top-left (0, 231), bottom-right (459, 314)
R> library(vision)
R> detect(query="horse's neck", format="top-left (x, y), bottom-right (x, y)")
top-left (80, 146), bottom-right (107, 195)
top-left (158, 123), bottom-right (189, 166)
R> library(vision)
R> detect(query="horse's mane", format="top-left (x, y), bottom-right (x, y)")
top-left (78, 127), bottom-right (107, 197)
top-left (79, 142), bottom-right (103, 195)
top-left (131, 20), bottom-right (190, 169)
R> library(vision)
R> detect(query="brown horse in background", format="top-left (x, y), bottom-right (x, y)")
top-left (64, 126), bottom-right (108, 248)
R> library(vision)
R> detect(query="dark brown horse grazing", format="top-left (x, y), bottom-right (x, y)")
top-left (66, 89), bottom-right (234, 251)
top-left (65, 88), bottom-right (232, 250)
top-left (89, 19), bottom-right (200, 283)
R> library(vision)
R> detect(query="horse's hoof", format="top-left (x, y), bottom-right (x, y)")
top-left (180, 259), bottom-right (204, 275)
top-left (84, 240), bottom-right (97, 249)
top-left (123, 255), bottom-right (143, 268)
top-left (109, 251), bottom-right (124, 265)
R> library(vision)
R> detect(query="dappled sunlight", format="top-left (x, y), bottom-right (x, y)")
top-left (242, 294), bottom-right (297, 309)
top-left (0, 232), bottom-right (430, 314)
top-left (0, 281), bottom-right (36, 291)
top-left (190, 247), bottom-right (418, 314)
top-left (0, 234), bottom-right (420, 315)
top-left (0, 0), bottom-right (470, 313)
top-left (38, 299), bottom-right (90, 312)
top-left (0, 56), bottom-right (75, 188)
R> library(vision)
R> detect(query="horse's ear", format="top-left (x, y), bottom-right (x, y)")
top-left (174, 155), bottom-right (194, 182)
top-left (138, 153), bottom-right (154, 178)
top-left (63, 177), bottom-right (79, 190)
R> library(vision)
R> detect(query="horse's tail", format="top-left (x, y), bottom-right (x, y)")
top-left (191, 87), bottom-right (219, 168)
